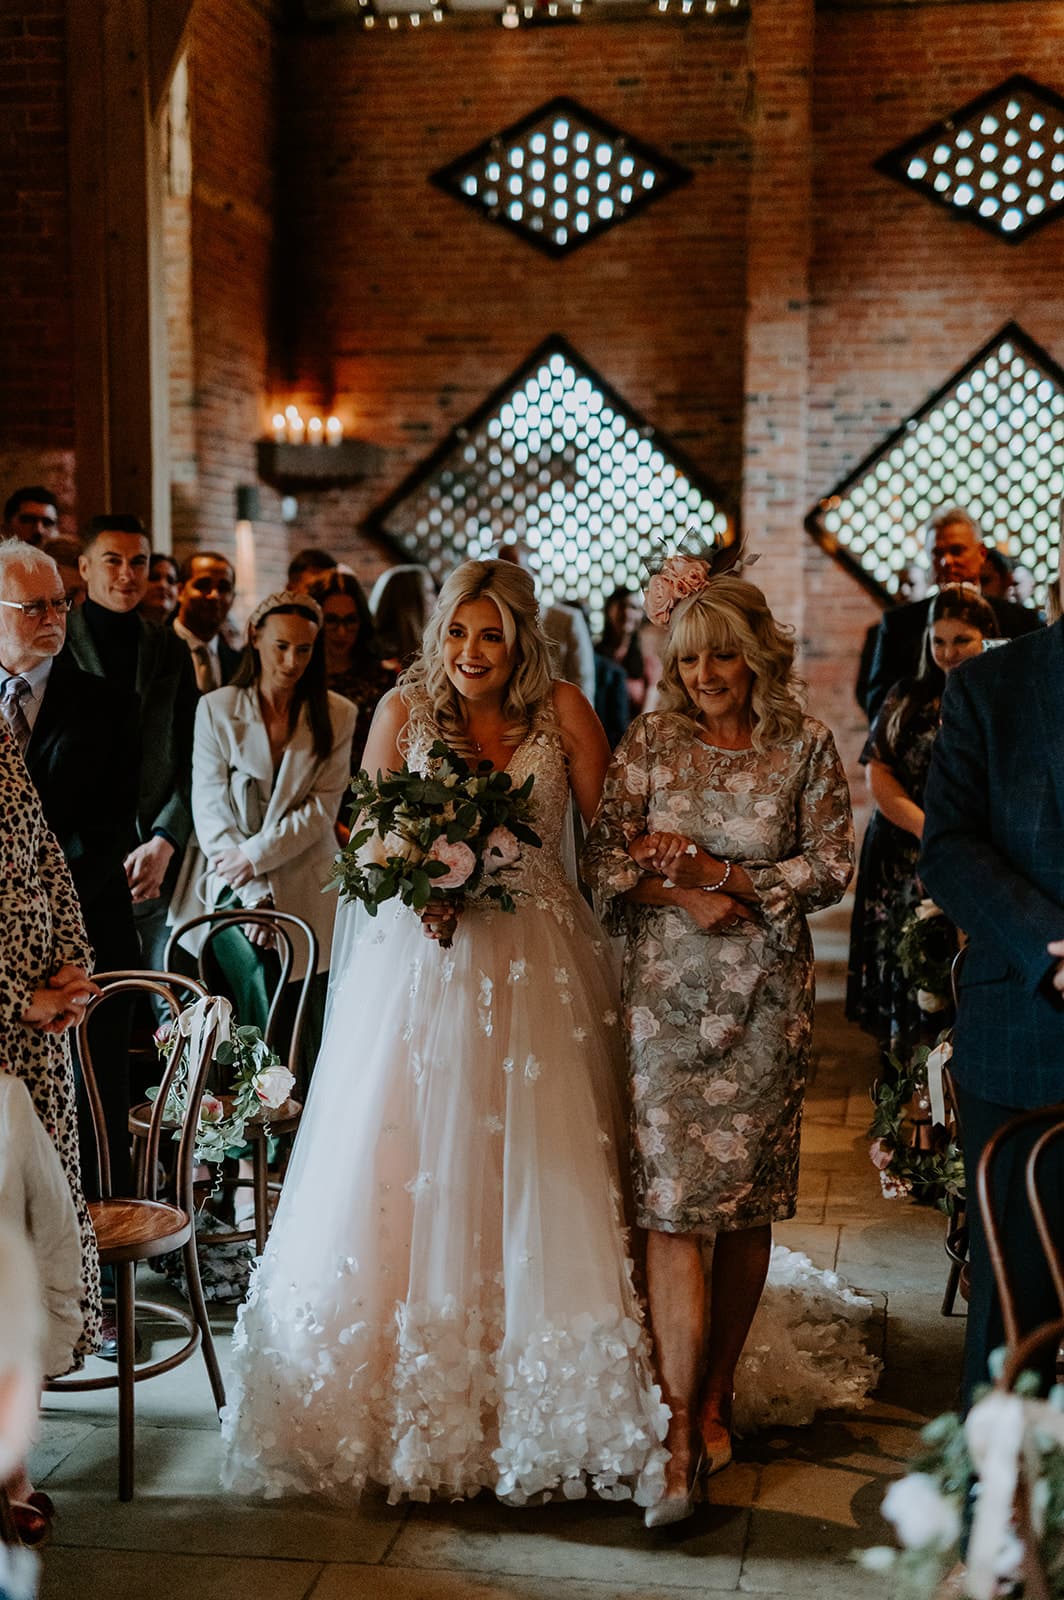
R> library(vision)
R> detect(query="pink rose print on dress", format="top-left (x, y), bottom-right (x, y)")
top-left (426, 837), bottom-right (477, 888)
top-left (700, 1075), bottom-right (739, 1104)
top-left (628, 1006), bottom-right (661, 1043)
top-left (699, 1013), bottom-right (742, 1051)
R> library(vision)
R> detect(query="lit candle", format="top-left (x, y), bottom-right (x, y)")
top-left (325, 415), bottom-right (343, 446)
top-left (288, 412), bottom-right (305, 445)
top-left (307, 416), bottom-right (324, 446)
top-left (271, 413), bottom-right (287, 443)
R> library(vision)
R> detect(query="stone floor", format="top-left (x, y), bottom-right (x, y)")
top-left (33, 909), bottom-right (965, 1599)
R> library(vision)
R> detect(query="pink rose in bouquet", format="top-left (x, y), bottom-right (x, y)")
top-left (199, 1093), bottom-right (225, 1124)
top-left (869, 1137), bottom-right (894, 1172)
top-left (482, 825), bottom-right (521, 873)
top-left (427, 837), bottom-right (477, 889)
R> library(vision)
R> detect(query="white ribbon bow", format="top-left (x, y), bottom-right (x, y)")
top-left (175, 995), bottom-right (233, 1072)
top-left (925, 1037), bottom-right (953, 1130)
top-left (965, 1389), bottom-right (1064, 1600)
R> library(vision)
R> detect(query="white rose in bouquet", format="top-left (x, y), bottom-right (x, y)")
top-left (917, 988), bottom-right (948, 1014)
top-left (482, 826), bottom-right (520, 873)
top-left (383, 830), bottom-right (422, 863)
top-left (253, 1063), bottom-right (296, 1110)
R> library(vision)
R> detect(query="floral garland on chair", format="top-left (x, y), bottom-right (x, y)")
top-left (868, 901), bottom-right (966, 1216)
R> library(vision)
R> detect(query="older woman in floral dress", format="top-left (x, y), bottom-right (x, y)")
top-left (583, 561), bottom-right (853, 1526)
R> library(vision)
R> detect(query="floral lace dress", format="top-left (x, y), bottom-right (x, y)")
top-left (582, 712), bottom-right (854, 1235)
top-left (0, 723), bottom-right (101, 1369)
top-left (220, 706), bottom-right (668, 1507)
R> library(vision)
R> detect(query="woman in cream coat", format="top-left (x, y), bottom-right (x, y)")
top-left (171, 591), bottom-right (357, 1067)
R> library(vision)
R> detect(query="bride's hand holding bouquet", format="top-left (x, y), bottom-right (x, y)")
top-left (331, 740), bottom-right (541, 948)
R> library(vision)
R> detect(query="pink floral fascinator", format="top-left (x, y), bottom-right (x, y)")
top-left (642, 534), bottom-right (756, 630)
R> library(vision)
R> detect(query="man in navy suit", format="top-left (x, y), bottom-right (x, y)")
top-left (921, 620), bottom-right (1064, 1403)
top-left (170, 550), bottom-right (242, 692)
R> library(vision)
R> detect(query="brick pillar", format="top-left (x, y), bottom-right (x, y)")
top-left (741, 0), bottom-right (814, 637)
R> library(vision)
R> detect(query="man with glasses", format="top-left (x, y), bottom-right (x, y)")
top-left (2, 486), bottom-right (59, 547)
top-left (171, 550), bottom-right (241, 691)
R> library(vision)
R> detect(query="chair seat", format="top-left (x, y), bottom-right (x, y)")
top-left (90, 1198), bottom-right (191, 1263)
top-left (128, 1095), bottom-right (303, 1140)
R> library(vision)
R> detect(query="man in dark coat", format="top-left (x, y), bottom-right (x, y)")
top-left (863, 509), bottom-right (1040, 722)
top-left (170, 550), bottom-right (242, 692)
top-left (921, 620), bottom-right (1064, 1404)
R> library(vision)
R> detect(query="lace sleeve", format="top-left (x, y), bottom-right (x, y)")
top-left (744, 721), bottom-right (854, 951)
top-left (581, 717), bottom-right (651, 932)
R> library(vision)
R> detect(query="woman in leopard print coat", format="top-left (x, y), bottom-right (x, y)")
top-left (0, 722), bottom-right (101, 1368)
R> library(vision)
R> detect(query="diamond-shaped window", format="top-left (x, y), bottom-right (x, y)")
top-left (369, 336), bottom-right (732, 636)
top-left (430, 96), bottom-right (692, 258)
top-left (876, 75), bottom-right (1064, 243)
top-left (805, 323), bottom-right (1064, 604)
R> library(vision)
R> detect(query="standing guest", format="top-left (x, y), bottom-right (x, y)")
top-left (980, 544), bottom-right (1013, 601)
top-left (864, 508), bottom-right (1039, 722)
top-left (855, 561), bottom-right (926, 717)
top-left (171, 551), bottom-right (241, 692)
top-left (2, 489), bottom-right (58, 548)
top-left (307, 569), bottom-right (395, 773)
top-left (597, 587), bottom-right (650, 730)
top-left (65, 515), bottom-right (198, 971)
top-left (921, 618), bottom-right (1064, 1405)
top-left (139, 552), bottom-right (180, 627)
top-left (847, 586), bottom-right (998, 1054)
top-left (42, 536), bottom-right (86, 610)
top-left (369, 564), bottom-right (437, 672)
top-left (583, 561), bottom-right (854, 1526)
top-left (169, 592), bottom-right (356, 1072)
top-left (0, 718), bottom-right (101, 1372)
top-left (287, 547), bottom-right (337, 595)
top-left (494, 542), bottom-right (596, 701)
top-left (1009, 562), bottom-right (1037, 607)
top-left (0, 541), bottom-right (140, 1192)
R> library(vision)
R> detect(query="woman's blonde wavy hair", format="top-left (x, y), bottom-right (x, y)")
top-left (656, 575), bottom-right (804, 750)
top-left (398, 559), bottom-right (556, 760)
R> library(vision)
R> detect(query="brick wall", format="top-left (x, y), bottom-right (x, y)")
top-left (0, 0), bottom-right (75, 529)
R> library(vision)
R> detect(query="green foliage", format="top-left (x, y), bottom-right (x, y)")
top-left (868, 1041), bottom-right (966, 1216)
top-left (896, 901), bottom-right (956, 1006)
top-left (147, 1017), bottom-right (293, 1167)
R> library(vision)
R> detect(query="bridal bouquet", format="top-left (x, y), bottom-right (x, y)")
top-left (332, 740), bottom-right (541, 940)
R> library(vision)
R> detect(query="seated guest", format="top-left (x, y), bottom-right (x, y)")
top-left (307, 569), bottom-right (394, 774)
top-left (0, 541), bottom-right (139, 1192)
top-left (287, 547), bottom-right (337, 595)
top-left (169, 591), bottom-right (356, 1076)
top-left (66, 515), bottom-right (198, 972)
top-left (864, 507), bottom-right (1040, 722)
top-left (369, 564), bottom-right (436, 672)
top-left (171, 551), bottom-right (241, 691)
top-left (2, 488), bottom-right (58, 548)
top-left (139, 552), bottom-right (180, 627)
top-left (42, 535), bottom-right (85, 609)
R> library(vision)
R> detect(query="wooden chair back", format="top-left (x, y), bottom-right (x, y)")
top-left (1027, 1117), bottom-right (1064, 1322)
top-left (977, 1102), bottom-right (1064, 1351)
top-left (164, 908), bottom-right (319, 1078)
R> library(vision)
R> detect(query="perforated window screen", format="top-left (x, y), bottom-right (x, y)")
top-left (806, 324), bottom-right (1064, 604)
top-left (371, 338), bottom-right (732, 636)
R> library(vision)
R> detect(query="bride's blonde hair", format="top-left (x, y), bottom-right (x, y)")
top-left (399, 559), bottom-right (555, 759)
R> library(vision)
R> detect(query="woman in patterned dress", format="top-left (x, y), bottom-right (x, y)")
top-left (583, 564), bottom-right (853, 1525)
top-left (0, 720), bottom-right (101, 1369)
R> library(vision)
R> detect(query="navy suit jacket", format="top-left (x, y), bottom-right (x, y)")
top-left (921, 623), bottom-right (1064, 1108)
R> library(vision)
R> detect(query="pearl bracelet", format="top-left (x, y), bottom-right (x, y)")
top-left (701, 859), bottom-right (732, 893)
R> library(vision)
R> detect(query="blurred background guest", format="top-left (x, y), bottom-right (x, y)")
top-left (369, 563), bottom-right (436, 673)
top-left (0, 1217), bottom-right (52, 1583)
top-left (307, 569), bottom-right (394, 774)
top-left (979, 543), bottom-right (1013, 601)
top-left (287, 547), bottom-right (337, 595)
top-left (2, 489), bottom-right (58, 549)
top-left (494, 541), bottom-right (596, 700)
top-left (42, 536), bottom-right (85, 610)
top-left (139, 552), bottom-right (180, 627)
top-left (169, 591), bottom-right (356, 1080)
top-left (855, 560), bottom-right (926, 717)
top-left (847, 584), bottom-right (998, 1054)
top-left (171, 551), bottom-right (241, 692)
top-left (596, 586), bottom-right (650, 731)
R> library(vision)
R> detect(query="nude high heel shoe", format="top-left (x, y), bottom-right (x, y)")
top-left (697, 1391), bottom-right (734, 1479)
top-left (644, 1405), bottom-right (700, 1529)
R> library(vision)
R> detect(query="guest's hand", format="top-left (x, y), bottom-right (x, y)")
top-left (48, 963), bottom-right (96, 996)
top-left (124, 836), bottom-right (175, 903)
top-left (631, 831), bottom-right (693, 874)
top-left (21, 981), bottom-right (94, 1033)
top-left (243, 901), bottom-right (277, 949)
top-left (214, 846), bottom-right (256, 889)
top-left (1047, 939), bottom-right (1064, 992)
top-left (680, 891), bottom-right (754, 934)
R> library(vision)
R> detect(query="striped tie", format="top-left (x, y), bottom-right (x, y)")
top-left (0, 675), bottom-right (31, 752)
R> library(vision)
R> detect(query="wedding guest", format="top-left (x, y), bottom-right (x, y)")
top-left (172, 551), bottom-right (241, 692)
top-left (169, 591), bottom-right (356, 1075)
top-left (584, 559), bottom-right (854, 1525)
top-left (980, 544), bottom-right (1012, 601)
top-left (139, 552), bottom-right (180, 627)
top-left (287, 547), bottom-right (337, 595)
top-left (369, 564), bottom-right (436, 672)
top-left (847, 585), bottom-right (998, 1054)
top-left (597, 587), bottom-right (650, 732)
top-left (2, 489), bottom-right (58, 548)
top-left (855, 561), bottom-right (926, 717)
top-left (494, 542), bottom-right (596, 701)
top-left (864, 508), bottom-right (1039, 722)
top-left (42, 536), bottom-right (86, 610)
top-left (1010, 562), bottom-right (1037, 607)
top-left (307, 569), bottom-right (395, 774)
top-left (922, 612), bottom-right (1064, 1404)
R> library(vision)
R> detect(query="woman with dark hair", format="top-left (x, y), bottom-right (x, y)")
top-left (139, 552), bottom-right (179, 627)
top-left (847, 583), bottom-right (1000, 1051)
top-left (308, 570), bottom-right (395, 773)
top-left (369, 563), bottom-right (436, 672)
top-left (596, 587), bottom-right (648, 731)
top-left (169, 591), bottom-right (356, 1064)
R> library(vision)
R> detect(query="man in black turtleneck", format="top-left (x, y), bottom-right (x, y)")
top-left (65, 515), bottom-right (198, 971)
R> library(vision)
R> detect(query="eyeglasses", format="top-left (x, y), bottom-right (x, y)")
top-left (0, 597), bottom-right (74, 620)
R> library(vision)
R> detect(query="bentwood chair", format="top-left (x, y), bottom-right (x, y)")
top-left (977, 1102), bottom-right (1064, 1356)
top-left (46, 973), bottom-right (226, 1500)
top-left (135, 909), bottom-right (317, 1254)
top-left (997, 1316), bottom-right (1064, 1600)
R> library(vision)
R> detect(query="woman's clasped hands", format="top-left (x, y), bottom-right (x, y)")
top-left (630, 831), bottom-right (754, 933)
top-left (21, 963), bottom-right (99, 1033)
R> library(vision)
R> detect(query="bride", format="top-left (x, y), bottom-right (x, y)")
top-left (220, 558), bottom-right (669, 1507)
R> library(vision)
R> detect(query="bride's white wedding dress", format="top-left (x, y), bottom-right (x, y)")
top-left (220, 708), bottom-right (880, 1506)
top-left (220, 711), bottom-right (670, 1505)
